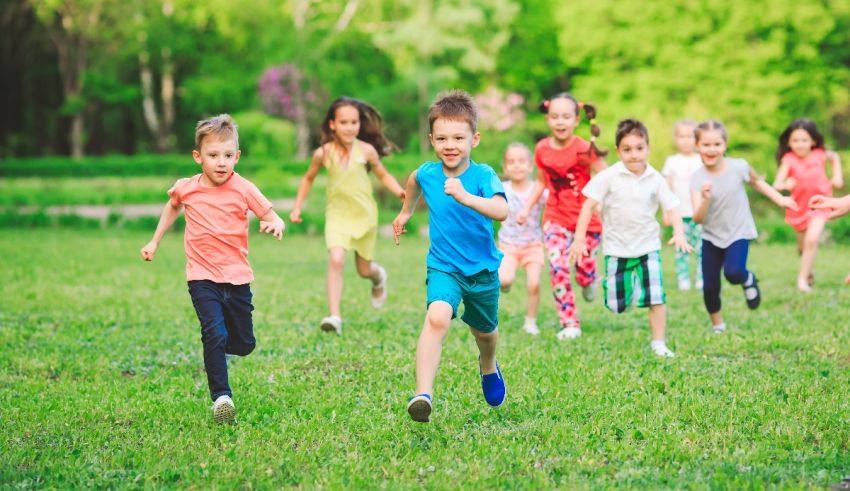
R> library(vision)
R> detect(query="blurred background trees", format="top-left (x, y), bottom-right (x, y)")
top-left (2, 0), bottom-right (849, 168)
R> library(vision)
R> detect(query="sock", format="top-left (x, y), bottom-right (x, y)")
top-left (650, 340), bottom-right (667, 350)
top-left (744, 272), bottom-right (754, 287)
top-left (523, 316), bottom-right (536, 326)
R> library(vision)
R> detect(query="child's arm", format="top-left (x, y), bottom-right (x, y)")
top-left (692, 184), bottom-right (711, 224)
top-left (392, 171), bottom-right (422, 245)
top-left (258, 209), bottom-right (285, 240)
top-left (749, 168), bottom-right (798, 210)
top-left (662, 174), bottom-right (675, 226)
top-left (444, 178), bottom-right (508, 221)
top-left (665, 208), bottom-right (693, 253)
top-left (809, 194), bottom-right (850, 219)
top-left (364, 145), bottom-right (406, 200)
top-left (772, 159), bottom-right (795, 192)
top-left (140, 201), bottom-right (183, 261)
top-left (516, 176), bottom-right (546, 224)
top-left (827, 150), bottom-right (844, 189)
top-left (590, 157), bottom-right (608, 175)
top-left (290, 147), bottom-right (324, 223)
top-left (566, 198), bottom-right (597, 264)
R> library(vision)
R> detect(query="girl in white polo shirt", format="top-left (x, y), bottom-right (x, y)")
top-left (568, 119), bottom-right (692, 357)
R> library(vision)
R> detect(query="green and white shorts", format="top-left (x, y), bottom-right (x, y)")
top-left (603, 251), bottom-right (666, 314)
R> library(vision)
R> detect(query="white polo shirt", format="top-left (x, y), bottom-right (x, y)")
top-left (582, 161), bottom-right (680, 258)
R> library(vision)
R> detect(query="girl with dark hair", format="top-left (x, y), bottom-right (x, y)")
top-left (772, 118), bottom-right (843, 292)
top-left (290, 97), bottom-right (405, 334)
top-left (516, 93), bottom-right (607, 340)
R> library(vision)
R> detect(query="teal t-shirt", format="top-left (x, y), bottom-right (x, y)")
top-left (416, 160), bottom-right (505, 276)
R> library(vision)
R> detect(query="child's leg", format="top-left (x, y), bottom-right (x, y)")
top-left (692, 222), bottom-right (704, 287)
top-left (470, 327), bottom-right (498, 374)
top-left (415, 301), bottom-right (453, 396)
top-left (648, 304), bottom-right (666, 342)
top-left (573, 232), bottom-right (602, 288)
top-left (222, 284), bottom-right (256, 357)
top-left (674, 219), bottom-right (692, 288)
top-left (602, 255), bottom-right (635, 314)
top-left (498, 245), bottom-right (519, 291)
top-left (543, 222), bottom-right (580, 328)
top-left (721, 239), bottom-right (750, 285)
top-left (354, 252), bottom-right (383, 285)
top-left (701, 240), bottom-right (725, 323)
top-left (188, 280), bottom-right (233, 401)
top-left (797, 217), bottom-right (826, 291)
top-left (525, 262), bottom-right (543, 319)
top-left (327, 247), bottom-right (346, 317)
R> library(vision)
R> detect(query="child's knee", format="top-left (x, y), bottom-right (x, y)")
top-left (425, 304), bottom-right (453, 331)
top-left (230, 340), bottom-right (256, 356)
top-left (803, 234), bottom-right (819, 250)
top-left (527, 280), bottom-right (540, 294)
top-left (724, 268), bottom-right (747, 284)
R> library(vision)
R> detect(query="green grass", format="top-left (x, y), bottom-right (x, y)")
top-left (1, 230), bottom-right (849, 489)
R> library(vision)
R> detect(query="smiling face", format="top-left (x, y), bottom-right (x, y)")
top-left (430, 118), bottom-right (480, 174)
top-left (696, 129), bottom-right (727, 168)
top-left (674, 124), bottom-right (696, 155)
top-left (546, 97), bottom-right (580, 145)
top-left (328, 104), bottom-right (361, 145)
top-left (788, 128), bottom-right (814, 159)
top-left (193, 135), bottom-right (240, 187)
top-left (503, 146), bottom-right (532, 183)
top-left (617, 132), bottom-right (649, 175)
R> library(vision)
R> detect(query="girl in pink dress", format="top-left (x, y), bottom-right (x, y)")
top-left (772, 119), bottom-right (843, 292)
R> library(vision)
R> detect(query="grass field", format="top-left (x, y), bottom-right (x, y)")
top-left (2, 229), bottom-right (849, 489)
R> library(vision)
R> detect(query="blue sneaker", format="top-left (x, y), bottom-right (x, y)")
top-left (407, 393), bottom-right (432, 423)
top-left (480, 360), bottom-right (506, 407)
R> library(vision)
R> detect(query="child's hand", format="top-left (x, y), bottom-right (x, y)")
top-left (392, 212), bottom-right (411, 245)
top-left (515, 209), bottom-right (528, 225)
top-left (809, 194), bottom-right (850, 218)
top-left (778, 195), bottom-right (798, 211)
top-left (662, 210), bottom-right (671, 227)
top-left (140, 240), bottom-right (158, 261)
top-left (398, 190), bottom-right (406, 201)
top-left (700, 182), bottom-right (712, 200)
top-left (566, 237), bottom-right (588, 265)
top-left (289, 208), bottom-right (302, 224)
top-left (444, 178), bottom-right (469, 204)
top-left (831, 176), bottom-right (844, 189)
top-left (668, 234), bottom-right (693, 253)
top-left (260, 218), bottom-right (285, 240)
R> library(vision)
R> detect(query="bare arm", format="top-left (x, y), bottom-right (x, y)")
top-left (662, 174), bottom-right (675, 226)
top-left (365, 145), bottom-right (405, 199)
top-left (290, 147), bottom-right (325, 223)
top-left (140, 201), bottom-right (183, 261)
top-left (750, 168), bottom-right (797, 210)
top-left (665, 208), bottom-right (692, 252)
top-left (392, 171), bottom-right (422, 245)
top-left (828, 150), bottom-right (844, 188)
top-left (566, 198), bottom-right (597, 264)
top-left (258, 208), bottom-right (285, 240)
top-left (772, 159), bottom-right (793, 191)
top-left (444, 178), bottom-right (508, 221)
top-left (692, 186), bottom-right (711, 224)
top-left (516, 174), bottom-right (547, 224)
top-left (809, 193), bottom-right (850, 219)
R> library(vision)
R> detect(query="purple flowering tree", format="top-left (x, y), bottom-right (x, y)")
top-left (474, 87), bottom-right (525, 132)
top-left (258, 63), bottom-right (324, 159)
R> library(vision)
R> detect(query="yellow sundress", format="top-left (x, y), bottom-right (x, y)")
top-left (323, 140), bottom-right (378, 259)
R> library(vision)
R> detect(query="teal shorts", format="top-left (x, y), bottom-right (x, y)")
top-left (426, 267), bottom-right (500, 333)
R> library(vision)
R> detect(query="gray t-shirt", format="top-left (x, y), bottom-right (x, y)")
top-left (689, 157), bottom-right (757, 248)
top-left (498, 180), bottom-right (547, 246)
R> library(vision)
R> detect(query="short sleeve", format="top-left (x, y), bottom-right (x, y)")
top-left (690, 170), bottom-right (703, 193)
top-left (479, 165), bottom-right (505, 199)
top-left (661, 156), bottom-right (673, 177)
top-left (738, 159), bottom-right (751, 183)
top-left (582, 169), bottom-right (609, 202)
top-left (167, 178), bottom-right (190, 206)
top-left (243, 180), bottom-right (273, 218)
top-left (658, 177), bottom-right (681, 211)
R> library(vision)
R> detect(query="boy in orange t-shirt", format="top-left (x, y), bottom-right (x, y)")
top-left (140, 114), bottom-right (284, 424)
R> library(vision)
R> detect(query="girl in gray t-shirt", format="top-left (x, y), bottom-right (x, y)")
top-left (690, 120), bottom-right (797, 334)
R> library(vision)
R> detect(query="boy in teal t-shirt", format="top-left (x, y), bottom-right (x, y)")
top-left (393, 90), bottom-right (508, 423)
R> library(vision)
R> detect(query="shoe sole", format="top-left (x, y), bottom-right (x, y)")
top-left (407, 400), bottom-right (431, 423)
top-left (213, 403), bottom-right (235, 424)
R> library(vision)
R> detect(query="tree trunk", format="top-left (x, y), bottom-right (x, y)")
top-left (70, 110), bottom-right (84, 159)
top-left (417, 75), bottom-right (429, 154)
top-left (160, 46), bottom-right (175, 152)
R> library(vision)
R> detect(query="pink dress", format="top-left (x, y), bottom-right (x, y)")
top-left (784, 148), bottom-right (832, 232)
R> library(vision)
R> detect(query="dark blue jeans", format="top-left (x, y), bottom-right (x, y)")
top-left (188, 280), bottom-right (256, 401)
top-left (701, 239), bottom-right (750, 314)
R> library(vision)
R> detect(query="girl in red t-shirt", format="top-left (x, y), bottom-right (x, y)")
top-left (518, 93), bottom-right (607, 339)
top-left (772, 118), bottom-right (843, 292)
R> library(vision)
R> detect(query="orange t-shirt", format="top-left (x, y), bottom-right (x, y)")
top-left (168, 172), bottom-right (273, 284)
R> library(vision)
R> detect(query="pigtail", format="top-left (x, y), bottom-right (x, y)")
top-left (581, 103), bottom-right (608, 157)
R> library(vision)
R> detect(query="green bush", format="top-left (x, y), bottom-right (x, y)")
top-left (231, 111), bottom-right (297, 160)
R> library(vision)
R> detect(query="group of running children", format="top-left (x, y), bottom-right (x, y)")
top-left (140, 90), bottom-right (847, 424)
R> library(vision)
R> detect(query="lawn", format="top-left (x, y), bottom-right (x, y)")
top-left (1, 229), bottom-right (848, 489)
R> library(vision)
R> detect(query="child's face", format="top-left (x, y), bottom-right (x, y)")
top-left (193, 135), bottom-right (240, 187)
top-left (503, 147), bottom-right (532, 182)
top-left (696, 130), bottom-right (727, 168)
top-left (616, 133), bottom-right (649, 174)
top-left (789, 128), bottom-right (814, 158)
top-left (329, 105), bottom-right (361, 145)
top-left (674, 124), bottom-right (696, 154)
top-left (429, 118), bottom-right (480, 171)
top-left (546, 98), bottom-right (580, 143)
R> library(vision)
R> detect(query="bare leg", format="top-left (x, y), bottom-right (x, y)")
top-left (525, 262), bottom-right (542, 319)
top-left (470, 327), bottom-right (498, 375)
top-left (326, 247), bottom-right (346, 317)
top-left (354, 252), bottom-right (381, 284)
top-left (648, 304), bottom-right (666, 342)
top-left (414, 301), bottom-right (453, 396)
top-left (709, 310), bottom-right (723, 328)
top-left (797, 217), bottom-right (826, 292)
top-left (498, 251), bottom-right (518, 292)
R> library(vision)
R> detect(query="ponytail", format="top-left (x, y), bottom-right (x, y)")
top-left (539, 92), bottom-right (608, 158)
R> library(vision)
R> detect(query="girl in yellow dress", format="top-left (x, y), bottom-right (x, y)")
top-left (290, 97), bottom-right (405, 334)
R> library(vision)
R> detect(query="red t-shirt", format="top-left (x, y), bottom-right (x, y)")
top-left (534, 136), bottom-right (603, 232)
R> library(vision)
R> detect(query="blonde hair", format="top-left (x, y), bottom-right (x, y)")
top-left (428, 89), bottom-right (478, 132)
top-left (673, 118), bottom-right (697, 137)
top-left (195, 114), bottom-right (239, 150)
top-left (695, 120), bottom-right (728, 144)
top-left (503, 142), bottom-right (532, 164)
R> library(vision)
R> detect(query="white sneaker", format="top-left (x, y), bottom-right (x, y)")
top-left (371, 266), bottom-right (388, 308)
top-left (212, 395), bottom-right (235, 424)
top-left (712, 322), bottom-right (726, 334)
top-left (522, 321), bottom-right (540, 336)
top-left (320, 315), bottom-right (342, 334)
top-left (581, 281), bottom-right (598, 302)
top-left (651, 342), bottom-right (676, 358)
top-left (678, 279), bottom-right (691, 291)
top-left (556, 326), bottom-right (581, 340)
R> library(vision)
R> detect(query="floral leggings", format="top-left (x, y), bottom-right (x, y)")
top-left (543, 222), bottom-right (601, 329)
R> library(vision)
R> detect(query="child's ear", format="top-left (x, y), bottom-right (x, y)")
top-left (471, 131), bottom-right (481, 148)
top-left (192, 149), bottom-right (202, 164)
